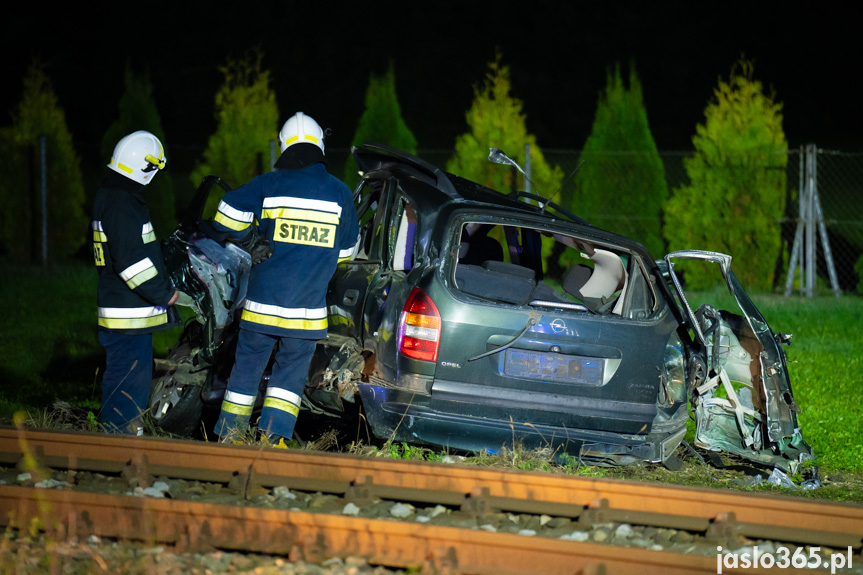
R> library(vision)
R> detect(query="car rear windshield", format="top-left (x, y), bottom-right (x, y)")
top-left (453, 222), bottom-right (658, 319)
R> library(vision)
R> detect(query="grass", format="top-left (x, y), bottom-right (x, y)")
top-left (747, 292), bottom-right (863, 472)
top-left (2, 262), bottom-right (863, 500)
top-left (0, 261), bottom-right (183, 419)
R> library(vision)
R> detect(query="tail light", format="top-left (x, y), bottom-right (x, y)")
top-left (398, 287), bottom-right (441, 362)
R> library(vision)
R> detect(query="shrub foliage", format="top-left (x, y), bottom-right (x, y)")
top-left (344, 62), bottom-right (418, 190)
top-left (0, 60), bottom-right (87, 262)
top-left (664, 59), bottom-right (787, 291)
top-left (191, 51), bottom-right (279, 217)
top-left (446, 54), bottom-right (563, 198)
top-left (573, 63), bottom-right (668, 257)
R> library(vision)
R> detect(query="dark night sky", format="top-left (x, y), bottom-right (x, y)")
top-left (2, 2), bottom-right (860, 176)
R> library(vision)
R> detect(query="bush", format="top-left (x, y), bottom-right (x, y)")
top-left (344, 63), bottom-right (417, 190)
top-left (0, 61), bottom-right (87, 262)
top-left (572, 63), bottom-right (668, 257)
top-left (663, 59), bottom-right (787, 291)
top-left (446, 53), bottom-right (563, 199)
top-left (191, 51), bottom-right (279, 217)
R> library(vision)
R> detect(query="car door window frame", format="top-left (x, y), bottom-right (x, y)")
top-left (351, 178), bottom-right (395, 264)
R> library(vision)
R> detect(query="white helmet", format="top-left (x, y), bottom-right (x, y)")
top-left (107, 130), bottom-right (166, 185)
top-left (279, 112), bottom-right (325, 153)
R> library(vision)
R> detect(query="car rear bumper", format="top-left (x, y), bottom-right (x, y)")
top-left (358, 383), bottom-right (682, 465)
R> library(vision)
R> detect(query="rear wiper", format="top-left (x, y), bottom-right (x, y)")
top-left (468, 317), bottom-right (538, 362)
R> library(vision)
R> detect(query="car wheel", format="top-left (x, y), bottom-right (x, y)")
top-left (147, 363), bottom-right (205, 437)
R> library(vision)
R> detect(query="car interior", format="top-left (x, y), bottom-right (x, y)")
top-left (454, 222), bottom-right (629, 314)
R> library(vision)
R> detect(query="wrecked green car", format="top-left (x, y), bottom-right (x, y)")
top-left (149, 144), bottom-right (813, 474)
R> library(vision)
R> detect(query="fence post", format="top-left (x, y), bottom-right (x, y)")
top-left (784, 148), bottom-right (805, 296)
top-left (813, 163), bottom-right (842, 297)
top-left (783, 144), bottom-right (841, 297)
top-left (40, 135), bottom-right (47, 266)
top-left (805, 144), bottom-right (817, 297)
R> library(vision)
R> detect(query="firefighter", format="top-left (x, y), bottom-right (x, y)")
top-left (211, 112), bottom-right (359, 446)
top-left (92, 130), bottom-right (180, 434)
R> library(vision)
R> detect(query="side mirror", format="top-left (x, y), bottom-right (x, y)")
top-left (488, 148), bottom-right (526, 177)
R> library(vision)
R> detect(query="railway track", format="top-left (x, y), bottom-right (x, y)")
top-left (1, 426), bottom-right (861, 574)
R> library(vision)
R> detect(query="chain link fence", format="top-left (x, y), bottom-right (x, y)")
top-left (400, 147), bottom-right (863, 296)
top-left (797, 148), bottom-right (863, 294)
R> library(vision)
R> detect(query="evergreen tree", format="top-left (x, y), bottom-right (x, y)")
top-left (0, 60), bottom-right (87, 262)
top-left (101, 65), bottom-right (176, 237)
top-left (447, 54), bottom-right (563, 275)
top-left (447, 54), bottom-right (562, 196)
top-left (191, 51), bottom-right (279, 217)
top-left (344, 63), bottom-right (417, 189)
top-left (573, 63), bottom-right (667, 257)
top-left (663, 59), bottom-right (787, 291)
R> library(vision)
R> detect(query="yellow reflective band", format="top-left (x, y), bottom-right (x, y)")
top-left (261, 207), bottom-right (340, 225)
top-left (145, 154), bottom-right (166, 169)
top-left (126, 266), bottom-right (158, 289)
top-left (241, 310), bottom-right (328, 331)
top-left (284, 135), bottom-right (318, 146)
top-left (116, 161), bottom-right (133, 175)
top-left (327, 313), bottom-right (351, 327)
top-left (93, 243), bottom-right (106, 266)
top-left (141, 223), bottom-right (156, 244)
top-left (214, 211), bottom-right (252, 232)
top-left (262, 397), bottom-right (300, 417)
top-left (220, 400), bottom-right (255, 417)
top-left (244, 300), bottom-right (325, 321)
top-left (98, 312), bottom-right (168, 330)
top-left (123, 264), bottom-right (158, 289)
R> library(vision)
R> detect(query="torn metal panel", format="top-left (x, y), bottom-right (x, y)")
top-left (665, 250), bottom-right (813, 473)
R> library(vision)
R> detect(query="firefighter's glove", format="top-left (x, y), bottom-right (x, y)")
top-left (250, 240), bottom-right (273, 265)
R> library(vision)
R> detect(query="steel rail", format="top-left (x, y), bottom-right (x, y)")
top-left (2, 427), bottom-right (862, 551)
top-left (0, 484), bottom-right (827, 575)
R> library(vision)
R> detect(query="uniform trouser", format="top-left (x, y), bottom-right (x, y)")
top-left (98, 330), bottom-right (152, 435)
top-left (215, 329), bottom-right (317, 440)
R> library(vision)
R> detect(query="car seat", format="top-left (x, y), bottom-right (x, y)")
top-left (459, 228), bottom-right (504, 265)
top-left (562, 249), bottom-right (628, 314)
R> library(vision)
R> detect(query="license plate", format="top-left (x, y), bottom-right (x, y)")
top-left (504, 349), bottom-right (605, 386)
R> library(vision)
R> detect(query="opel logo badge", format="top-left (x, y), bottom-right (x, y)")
top-left (550, 318), bottom-right (566, 334)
